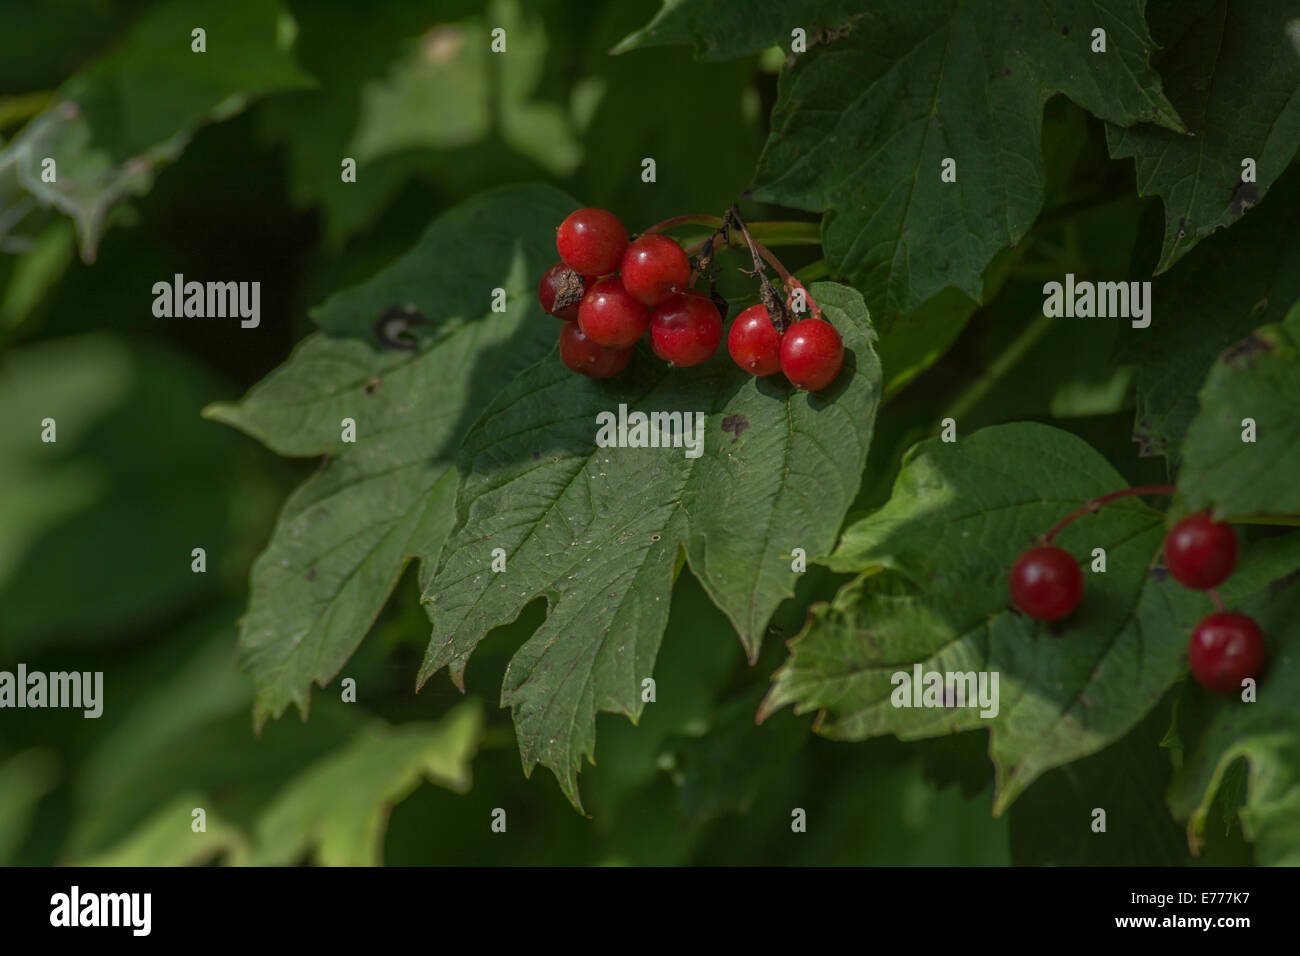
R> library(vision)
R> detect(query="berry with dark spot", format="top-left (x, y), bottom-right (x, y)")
top-left (537, 262), bottom-right (586, 320)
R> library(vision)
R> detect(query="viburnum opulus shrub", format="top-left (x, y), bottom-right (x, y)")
top-left (201, 0), bottom-right (1300, 861)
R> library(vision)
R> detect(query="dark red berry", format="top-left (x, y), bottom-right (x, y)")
top-left (559, 322), bottom-right (633, 379)
top-left (537, 262), bottom-right (586, 320)
top-left (1010, 545), bottom-right (1084, 621)
top-left (650, 292), bottom-right (722, 367)
top-left (620, 235), bottom-right (691, 307)
top-left (780, 318), bottom-right (843, 391)
top-left (1188, 612), bottom-right (1265, 693)
top-left (1164, 512), bottom-right (1238, 590)
top-left (728, 303), bottom-right (783, 376)
top-left (578, 276), bottom-right (650, 348)
top-left (556, 208), bottom-right (627, 276)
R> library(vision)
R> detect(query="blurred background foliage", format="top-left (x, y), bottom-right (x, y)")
top-left (0, 0), bottom-right (1254, 865)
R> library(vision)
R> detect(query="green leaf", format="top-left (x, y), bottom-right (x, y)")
top-left (1125, 166), bottom-right (1300, 459)
top-left (1177, 321), bottom-right (1300, 519)
top-left (75, 795), bottom-right (246, 867)
top-left (352, 0), bottom-right (580, 176)
top-left (761, 422), bottom-right (1206, 814)
top-left (0, 335), bottom-right (246, 650)
top-left (419, 282), bottom-right (881, 808)
top-left (253, 0), bottom-right (444, 248)
top-left (0, 749), bottom-right (58, 865)
top-left (578, 11), bottom-right (764, 241)
top-left (1168, 534), bottom-right (1300, 864)
top-left (0, 0), bottom-right (312, 261)
top-left (1008, 697), bottom-right (1189, 864)
top-left (1106, 0), bottom-right (1300, 273)
top-left (205, 184), bottom-right (578, 727)
top-left (578, 567), bottom-right (740, 818)
top-left (748, 1), bottom-right (1182, 329)
top-left (612, 0), bottom-right (865, 60)
top-left (237, 702), bottom-right (482, 866)
top-left (1, 219), bottom-right (75, 334)
top-left (667, 688), bottom-right (810, 824)
top-left (66, 613), bottom-right (252, 858)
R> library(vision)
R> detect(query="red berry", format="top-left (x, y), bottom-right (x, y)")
top-left (1188, 612), bottom-right (1265, 693)
top-left (1163, 512), bottom-right (1238, 590)
top-left (1010, 545), bottom-right (1084, 621)
top-left (650, 292), bottom-right (722, 367)
top-left (578, 276), bottom-right (650, 348)
top-left (780, 318), bottom-right (843, 391)
top-left (556, 208), bottom-right (627, 275)
top-left (537, 262), bottom-right (585, 320)
top-left (559, 322), bottom-right (633, 379)
top-left (728, 303), bottom-right (783, 376)
top-left (620, 235), bottom-right (691, 306)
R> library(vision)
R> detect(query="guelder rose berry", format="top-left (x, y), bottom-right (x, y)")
top-left (780, 318), bottom-right (843, 390)
top-left (559, 322), bottom-right (633, 379)
top-left (578, 276), bottom-right (650, 348)
top-left (620, 235), bottom-right (691, 306)
top-left (556, 208), bottom-right (628, 276)
top-left (1163, 512), bottom-right (1238, 590)
top-left (1188, 612), bottom-right (1265, 693)
top-left (728, 303), bottom-right (783, 376)
top-left (650, 292), bottom-right (722, 367)
top-left (537, 261), bottom-right (585, 320)
top-left (1010, 545), bottom-right (1083, 621)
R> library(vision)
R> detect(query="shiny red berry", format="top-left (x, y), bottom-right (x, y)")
top-left (1164, 512), bottom-right (1238, 590)
top-left (578, 276), bottom-right (650, 348)
top-left (728, 303), bottom-right (783, 376)
top-left (1010, 545), bottom-right (1084, 621)
top-left (780, 318), bottom-right (843, 391)
top-left (1188, 612), bottom-right (1265, 693)
top-left (620, 235), bottom-right (691, 306)
top-left (556, 208), bottom-right (627, 276)
top-left (559, 322), bottom-right (633, 379)
top-left (650, 292), bottom-right (722, 367)
top-left (537, 262), bottom-right (585, 320)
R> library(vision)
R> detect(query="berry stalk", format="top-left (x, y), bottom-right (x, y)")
top-left (725, 206), bottom-right (822, 328)
top-left (642, 216), bottom-right (820, 249)
top-left (1041, 485), bottom-right (1177, 542)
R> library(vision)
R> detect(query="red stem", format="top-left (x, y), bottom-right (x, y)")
top-left (728, 209), bottom-right (823, 321)
top-left (1042, 485), bottom-right (1177, 543)
top-left (1209, 588), bottom-right (1225, 612)
top-left (640, 214), bottom-right (723, 236)
top-left (651, 209), bottom-right (824, 320)
top-left (684, 233), bottom-right (725, 258)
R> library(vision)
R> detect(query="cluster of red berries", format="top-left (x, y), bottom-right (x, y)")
top-left (1010, 511), bottom-right (1264, 694)
top-left (538, 207), bottom-right (844, 390)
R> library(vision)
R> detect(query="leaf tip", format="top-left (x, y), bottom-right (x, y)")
top-left (200, 401), bottom-right (236, 425)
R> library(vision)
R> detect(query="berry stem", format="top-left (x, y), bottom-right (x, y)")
top-left (795, 258), bottom-right (829, 282)
top-left (939, 311), bottom-right (1055, 412)
top-left (1225, 513), bottom-right (1300, 527)
top-left (644, 217), bottom-right (819, 247)
top-left (1209, 588), bottom-right (1225, 612)
top-left (1041, 485), bottom-right (1177, 542)
top-left (639, 214), bottom-right (724, 235)
top-left (727, 206), bottom-right (823, 325)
